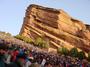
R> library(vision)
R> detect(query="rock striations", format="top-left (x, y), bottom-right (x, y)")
top-left (20, 4), bottom-right (90, 53)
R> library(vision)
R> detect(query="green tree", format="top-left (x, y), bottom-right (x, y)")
top-left (78, 51), bottom-right (86, 60)
top-left (35, 37), bottom-right (49, 48)
top-left (61, 47), bottom-right (69, 56)
top-left (35, 37), bottom-right (43, 46)
top-left (23, 36), bottom-right (33, 43)
top-left (69, 47), bottom-right (78, 57)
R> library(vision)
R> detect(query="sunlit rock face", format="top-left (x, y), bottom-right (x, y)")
top-left (20, 4), bottom-right (90, 52)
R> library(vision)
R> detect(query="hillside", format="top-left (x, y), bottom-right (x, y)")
top-left (0, 32), bottom-right (46, 53)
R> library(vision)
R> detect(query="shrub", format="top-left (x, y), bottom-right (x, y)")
top-left (57, 47), bottom-right (69, 56)
top-left (35, 37), bottom-right (49, 48)
top-left (35, 37), bottom-right (43, 46)
top-left (14, 35), bottom-right (23, 40)
top-left (78, 51), bottom-right (86, 60)
top-left (24, 37), bottom-right (33, 44)
top-left (69, 47), bottom-right (78, 57)
top-left (14, 35), bottom-right (33, 44)
top-left (61, 47), bottom-right (69, 56)
top-left (15, 35), bottom-right (49, 48)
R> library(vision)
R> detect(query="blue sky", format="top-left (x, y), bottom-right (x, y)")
top-left (0, 0), bottom-right (90, 35)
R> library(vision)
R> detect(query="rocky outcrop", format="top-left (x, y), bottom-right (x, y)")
top-left (20, 4), bottom-right (90, 53)
top-left (86, 25), bottom-right (90, 31)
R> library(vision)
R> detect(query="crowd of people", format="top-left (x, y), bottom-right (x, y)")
top-left (0, 40), bottom-right (90, 67)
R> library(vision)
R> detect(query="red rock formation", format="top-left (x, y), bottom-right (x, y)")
top-left (20, 4), bottom-right (90, 53)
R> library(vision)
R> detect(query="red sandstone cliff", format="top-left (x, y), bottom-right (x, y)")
top-left (20, 4), bottom-right (90, 53)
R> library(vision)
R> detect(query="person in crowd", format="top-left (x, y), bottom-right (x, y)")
top-left (0, 42), bottom-right (90, 67)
